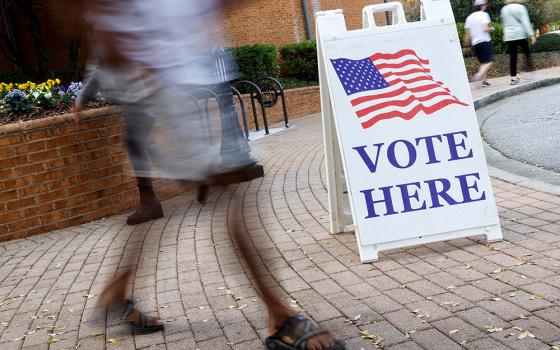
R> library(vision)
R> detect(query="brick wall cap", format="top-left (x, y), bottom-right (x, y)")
top-left (0, 106), bottom-right (121, 136)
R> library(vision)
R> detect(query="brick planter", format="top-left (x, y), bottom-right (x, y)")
top-left (0, 107), bottom-right (182, 242)
top-left (0, 85), bottom-right (321, 241)
top-left (239, 85), bottom-right (320, 129)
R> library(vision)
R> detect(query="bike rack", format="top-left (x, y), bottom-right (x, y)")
top-left (256, 77), bottom-right (289, 128)
top-left (232, 80), bottom-right (269, 135)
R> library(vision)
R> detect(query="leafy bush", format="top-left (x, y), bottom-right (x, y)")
top-left (279, 40), bottom-right (318, 82)
top-left (457, 22), bottom-right (466, 47)
top-left (279, 77), bottom-right (318, 89)
top-left (533, 33), bottom-right (560, 52)
top-left (232, 44), bottom-right (279, 82)
top-left (489, 23), bottom-right (507, 55)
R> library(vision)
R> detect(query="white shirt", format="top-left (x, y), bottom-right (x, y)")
top-left (465, 11), bottom-right (492, 45)
top-left (85, 0), bottom-right (231, 85)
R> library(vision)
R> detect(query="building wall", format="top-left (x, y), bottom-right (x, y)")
top-left (0, 0), bottom-right (387, 77)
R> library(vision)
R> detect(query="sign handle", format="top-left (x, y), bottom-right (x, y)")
top-left (362, 2), bottom-right (407, 29)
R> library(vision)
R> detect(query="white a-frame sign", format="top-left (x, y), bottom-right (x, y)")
top-left (317, 1), bottom-right (502, 262)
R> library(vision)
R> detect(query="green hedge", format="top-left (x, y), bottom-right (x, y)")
top-left (279, 40), bottom-right (318, 82)
top-left (231, 44), bottom-right (279, 82)
top-left (533, 33), bottom-right (560, 52)
top-left (490, 23), bottom-right (507, 55)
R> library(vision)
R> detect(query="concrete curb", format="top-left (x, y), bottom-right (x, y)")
top-left (474, 77), bottom-right (560, 109)
top-left (474, 77), bottom-right (560, 196)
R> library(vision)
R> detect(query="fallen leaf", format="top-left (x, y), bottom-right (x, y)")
top-left (107, 339), bottom-right (118, 344)
top-left (449, 329), bottom-right (459, 335)
top-left (493, 268), bottom-right (502, 274)
top-left (509, 292), bottom-right (517, 297)
top-left (492, 297), bottom-right (502, 301)
top-left (465, 264), bottom-right (471, 269)
top-left (486, 326), bottom-right (503, 333)
top-left (519, 315), bottom-right (528, 319)
top-left (48, 339), bottom-right (59, 344)
top-left (88, 331), bottom-right (103, 338)
top-left (83, 294), bottom-right (95, 299)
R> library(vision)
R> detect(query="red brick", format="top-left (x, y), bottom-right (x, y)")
top-left (0, 209), bottom-right (25, 222)
top-left (0, 155), bottom-right (28, 168)
top-left (18, 183), bottom-right (50, 196)
top-left (14, 163), bottom-right (46, 176)
top-left (14, 141), bottom-right (46, 154)
top-left (38, 189), bottom-right (67, 203)
top-left (22, 129), bottom-right (53, 141)
top-left (7, 217), bottom-right (41, 232)
top-left (0, 190), bottom-right (18, 202)
top-left (0, 133), bottom-right (23, 146)
top-left (27, 149), bottom-right (60, 162)
top-left (0, 146), bottom-right (15, 158)
top-left (28, 203), bottom-right (55, 215)
top-left (6, 197), bottom-right (37, 210)
top-left (32, 170), bottom-right (64, 183)
top-left (53, 196), bottom-right (83, 210)
top-left (59, 143), bottom-right (88, 156)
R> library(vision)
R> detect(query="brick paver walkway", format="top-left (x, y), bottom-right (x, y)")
top-left (2, 73), bottom-right (560, 350)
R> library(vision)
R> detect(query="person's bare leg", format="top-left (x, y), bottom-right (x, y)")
top-left (97, 238), bottom-right (164, 329)
top-left (229, 208), bottom-right (343, 349)
top-left (473, 62), bottom-right (492, 83)
top-left (479, 62), bottom-right (492, 82)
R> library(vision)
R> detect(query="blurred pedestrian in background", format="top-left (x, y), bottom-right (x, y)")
top-left (75, 1), bottom-right (345, 348)
top-left (501, 0), bottom-right (536, 85)
top-left (464, 0), bottom-right (495, 88)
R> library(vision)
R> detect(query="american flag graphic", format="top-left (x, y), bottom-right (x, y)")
top-left (331, 49), bottom-right (468, 129)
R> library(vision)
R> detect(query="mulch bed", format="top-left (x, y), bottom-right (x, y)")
top-left (0, 100), bottom-right (111, 126)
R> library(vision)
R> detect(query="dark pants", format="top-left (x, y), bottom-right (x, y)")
top-left (507, 39), bottom-right (533, 77)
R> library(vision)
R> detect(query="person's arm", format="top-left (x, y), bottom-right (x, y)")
top-left (521, 6), bottom-right (536, 44)
top-left (483, 13), bottom-right (494, 33)
top-left (74, 65), bottom-right (100, 117)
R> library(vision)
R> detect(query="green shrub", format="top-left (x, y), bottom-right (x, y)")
top-left (533, 33), bottom-right (560, 52)
top-left (279, 40), bottom-right (318, 82)
top-left (232, 44), bottom-right (279, 82)
top-left (489, 23), bottom-right (507, 55)
top-left (457, 22), bottom-right (466, 47)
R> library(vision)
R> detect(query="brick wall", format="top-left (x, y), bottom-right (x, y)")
top-left (0, 86), bottom-right (321, 241)
top-left (0, 0), bottom-right (386, 76)
top-left (0, 108), bottom-right (183, 242)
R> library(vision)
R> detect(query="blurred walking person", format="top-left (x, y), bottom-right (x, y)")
top-left (464, 0), bottom-right (495, 88)
top-left (501, 0), bottom-right (536, 85)
top-left (75, 1), bottom-right (345, 348)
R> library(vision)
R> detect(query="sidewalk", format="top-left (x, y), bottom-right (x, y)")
top-left (0, 68), bottom-right (559, 350)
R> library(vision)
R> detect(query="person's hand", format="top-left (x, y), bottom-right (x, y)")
top-left (72, 99), bottom-right (83, 121)
top-left (531, 36), bottom-right (537, 45)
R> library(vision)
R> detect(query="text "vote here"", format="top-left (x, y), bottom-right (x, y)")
top-left (352, 130), bottom-right (486, 219)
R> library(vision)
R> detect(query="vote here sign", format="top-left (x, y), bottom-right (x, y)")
top-left (317, 1), bottom-right (502, 262)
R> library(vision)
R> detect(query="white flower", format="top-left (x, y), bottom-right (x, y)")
top-left (33, 91), bottom-right (39, 98)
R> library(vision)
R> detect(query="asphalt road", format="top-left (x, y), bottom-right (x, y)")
top-left (482, 83), bottom-right (560, 173)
